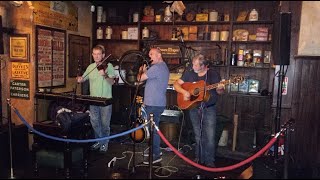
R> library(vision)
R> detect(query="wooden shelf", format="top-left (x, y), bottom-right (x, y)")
top-left (229, 66), bottom-right (271, 69)
top-left (232, 20), bottom-right (274, 25)
top-left (232, 41), bottom-right (272, 44)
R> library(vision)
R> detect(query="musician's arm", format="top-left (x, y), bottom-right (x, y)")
top-left (137, 65), bottom-right (148, 82)
top-left (216, 79), bottom-right (225, 95)
top-left (104, 63), bottom-right (115, 85)
top-left (174, 79), bottom-right (190, 100)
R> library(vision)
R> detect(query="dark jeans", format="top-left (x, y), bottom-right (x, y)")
top-left (145, 105), bottom-right (165, 159)
top-left (189, 105), bottom-right (217, 165)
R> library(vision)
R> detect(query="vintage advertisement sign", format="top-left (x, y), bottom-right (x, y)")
top-left (155, 44), bottom-right (182, 59)
top-left (9, 35), bottom-right (29, 61)
top-left (12, 62), bottom-right (30, 79)
top-left (37, 26), bottom-right (66, 88)
top-left (33, 1), bottom-right (78, 31)
top-left (10, 79), bottom-right (30, 99)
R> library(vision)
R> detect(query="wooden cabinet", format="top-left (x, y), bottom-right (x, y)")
top-left (92, 1), bottom-right (279, 154)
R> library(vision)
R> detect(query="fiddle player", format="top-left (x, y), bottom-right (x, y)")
top-left (77, 44), bottom-right (115, 153)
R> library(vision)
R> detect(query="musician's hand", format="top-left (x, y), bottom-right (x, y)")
top-left (76, 76), bottom-right (83, 83)
top-left (183, 91), bottom-right (191, 101)
top-left (98, 69), bottom-right (106, 76)
top-left (217, 79), bottom-right (225, 94)
top-left (139, 64), bottom-right (147, 74)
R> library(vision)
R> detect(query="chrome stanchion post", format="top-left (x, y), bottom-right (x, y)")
top-left (6, 99), bottom-right (16, 179)
top-left (148, 113), bottom-right (154, 179)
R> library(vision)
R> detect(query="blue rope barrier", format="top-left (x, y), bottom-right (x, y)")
top-left (12, 106), bottom-right (147, 143)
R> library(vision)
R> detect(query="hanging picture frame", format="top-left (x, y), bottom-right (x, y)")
top-left (9, 34), bottom-right (29, 62)
top-left (35, 25), bottom-right (66, 88)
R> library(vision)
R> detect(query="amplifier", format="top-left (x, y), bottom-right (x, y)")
top-left (161, 109), bottom-right (182, 124)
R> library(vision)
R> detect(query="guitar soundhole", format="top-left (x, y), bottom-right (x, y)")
top-left (190, 88), bottom-right (200, 101)
top-left (193, 88), bottom-right (200, 96)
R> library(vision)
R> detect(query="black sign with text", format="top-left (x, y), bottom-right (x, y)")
top-left (10, 79), bottom-right (30, 99)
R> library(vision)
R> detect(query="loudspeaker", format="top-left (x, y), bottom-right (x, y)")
top-left (272, 12), bottom-right (291, 65)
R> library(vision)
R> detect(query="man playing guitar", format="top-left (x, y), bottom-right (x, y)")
top-left (173, 54), bottom-right (225, 167)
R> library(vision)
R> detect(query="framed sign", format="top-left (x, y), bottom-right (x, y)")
top-left (9, 34), bottom-right (29, 62)
top-left (10, 79), bottom-right (30, 99)
top-left (36, 25), bottom-right (66, 88)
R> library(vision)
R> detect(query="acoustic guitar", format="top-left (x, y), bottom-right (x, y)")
top-left (177, 75), bottom-right (244, 110)
top-left (130, 96), bottom-right (150, 143)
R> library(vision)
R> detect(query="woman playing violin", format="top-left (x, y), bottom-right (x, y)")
top-left (76, 44), bottom-right (115, 153)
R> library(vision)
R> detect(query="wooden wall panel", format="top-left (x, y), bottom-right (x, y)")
top-left (291, 57), bottom-right (320, 167)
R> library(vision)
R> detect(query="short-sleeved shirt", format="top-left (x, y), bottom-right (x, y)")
top-left (83, 62), bottom-right (115, 98)
top-left (144, 61), bottom-right (169, 106)
top-left (181, 68), bottom-right (221, 107)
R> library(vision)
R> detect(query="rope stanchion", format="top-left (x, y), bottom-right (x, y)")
top-left (10, 103), bottom-right (148, 143)
top-left (155, 123), bottom-right (278, 172)
top-left (148, 113), bottom-right (154, 179)
top-left (6, 99), bottom-right (16, 179)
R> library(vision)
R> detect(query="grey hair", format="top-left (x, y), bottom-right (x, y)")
top-left (193, 54), bottom-right (207, 66)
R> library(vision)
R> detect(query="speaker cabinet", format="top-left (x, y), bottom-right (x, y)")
top-left (272, 12), bottom-right (292, 65)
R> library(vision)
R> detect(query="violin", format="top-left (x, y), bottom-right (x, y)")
top-left (96, 54), bottom-right (112, 71)
top-left (97, 60), bottom-right (109, 71)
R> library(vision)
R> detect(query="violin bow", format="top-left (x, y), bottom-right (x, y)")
top-left (82, 53), bottom-right (112, 80)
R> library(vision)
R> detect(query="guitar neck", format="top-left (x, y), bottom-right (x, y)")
top-left (206, 80), bottom-right (230, 91)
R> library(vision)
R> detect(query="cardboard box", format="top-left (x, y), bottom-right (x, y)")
top-left (127, 27), bottom-right (138, 40)
top-left (196, 14), bottom-right (208, 22)
top-left (189, 26), bottom-right (198, 34)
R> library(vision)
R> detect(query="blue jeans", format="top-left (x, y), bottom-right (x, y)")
top-left (89, 104), bottom-right (112, 145)
top-left (189, 105), bottom-right (217, 165)
top-left (145, 105), bottom-right (165, 159)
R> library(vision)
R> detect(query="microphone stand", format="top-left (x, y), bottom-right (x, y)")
top-left (129, 67), bottom-right (145, 174)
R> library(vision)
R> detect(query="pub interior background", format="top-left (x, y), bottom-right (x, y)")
top-left (0, 1), bottom-right (319, 179)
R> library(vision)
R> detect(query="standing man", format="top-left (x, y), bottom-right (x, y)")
top-left (137, 48), bottom-right (169, 164)
top-left (77, 44), bottom-right (115, 153)
top-left (173, 54), bottom-right (225, 167)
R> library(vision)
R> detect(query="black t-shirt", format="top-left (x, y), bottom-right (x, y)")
top-left (181, 68), bottom-right (221, 107)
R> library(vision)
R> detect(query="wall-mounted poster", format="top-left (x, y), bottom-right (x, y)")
top-left (36, 25), bottom-right (66, 88)
top-left (9, 34), bottom-right (29, 62)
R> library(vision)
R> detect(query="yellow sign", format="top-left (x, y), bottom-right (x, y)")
top-left (10, 35), bottom-right (28, 61)
top-left (12, 62), bottom-right (30, 79)
top-left (33, 1), bottom-right (78, 31)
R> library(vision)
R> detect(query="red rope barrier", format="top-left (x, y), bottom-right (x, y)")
top-left (156, 126), bottom-right (278, 172)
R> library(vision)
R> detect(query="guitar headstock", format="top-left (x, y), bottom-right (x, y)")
top-left (230, 75), bottom-right (244, 84)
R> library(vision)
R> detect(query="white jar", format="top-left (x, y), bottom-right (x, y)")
top-left (249, 9), bottom-right (258, 21)
top-left (142, 27), bottom-right (149, 39)
top-left (122, 30), bottom-right (128, 39)
top-left (209, 10), bottom-right (218, 22)
top-left (210, 31), bottom-right (220, 41)
top-left (105, 26), bottom-right (112, 39)
top-left (96, 27), bottom-right (103, 39)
